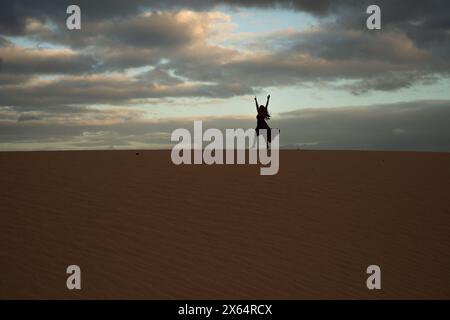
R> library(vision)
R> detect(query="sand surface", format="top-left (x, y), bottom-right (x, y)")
top-left (0, 150), bottom-right (449, 299)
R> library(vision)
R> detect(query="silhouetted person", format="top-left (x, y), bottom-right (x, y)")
top-left (254, 95), bottom-right (272, 147)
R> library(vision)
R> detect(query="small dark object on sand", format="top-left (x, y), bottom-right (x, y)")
top-left (136, 152), bottom-right (140, 156)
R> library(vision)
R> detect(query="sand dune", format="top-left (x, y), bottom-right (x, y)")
top-left (0, 150), bottom-right (449, 299)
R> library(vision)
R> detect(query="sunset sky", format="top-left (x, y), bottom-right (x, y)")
top-left (1, 0), bottom-right (449, 150)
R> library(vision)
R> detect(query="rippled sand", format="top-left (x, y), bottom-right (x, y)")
top-left (0, 150), bottom-right (449, 299)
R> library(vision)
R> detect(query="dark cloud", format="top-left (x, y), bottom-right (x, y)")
top-left (339, 73), bottom-right (439, 95)
top-left (0, 73), bottom-right (254, 108)
top-left (0, 37), bottom-right (11, 47)
top-left (0, 0), bottom-right (340, 36)
top-left (1, 1), bottom-right (448, 91)
top-left (1, 100), bottom-right (450, 152)
top-left (0, 73), bottom-right (32, 85)
top-left (2, 1), bottom-right (448, 37)
top-left (277, 100), bottom-right (450, 151)
top-left (1, 0), bottom-right (449, 71)
top-left (36, 10), bottom-right (216, 50)
top-left (17, 114), bottom-right (42, 122)
top-left (0, 45), bottom-right (97, 74)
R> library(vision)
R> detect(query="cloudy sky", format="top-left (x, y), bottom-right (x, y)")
top-left (0, 0), bottom-right (449, 151)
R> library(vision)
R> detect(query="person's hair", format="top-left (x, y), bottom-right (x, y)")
top-left (259, 105), bottom-right (271, 120)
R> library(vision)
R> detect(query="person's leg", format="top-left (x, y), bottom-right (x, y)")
top-left (263, 124), bottom-right (271, 149)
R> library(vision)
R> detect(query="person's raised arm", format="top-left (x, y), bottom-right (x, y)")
top-left (254, 96), bottom-right (259, 111)
top-left (266, 94), bottom-right (270, 109)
